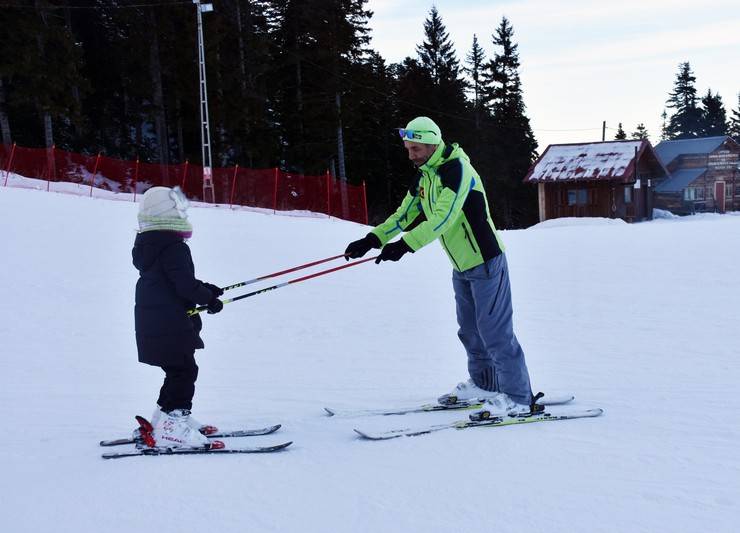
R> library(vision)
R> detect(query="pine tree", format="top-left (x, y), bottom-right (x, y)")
top-left (660, 109), bottom-right (669, 141)
top-left (631, 123), bottom-right (649, 140)
top-left (0, 2), bottom-right (87, 149)
top-left (272, 0), bottom-right (372, 175)
top-left (410, 6), bottom-right (468, 143)
top-left (730, 93), bottom-right (740, 140)
top-left (477, 17), bottom-right (538, 228)
top-left (699, 89), bottom-right (729, 137)
top-left (464, 34), bottom-right (486, 130)
top-left (614, 123), bottom-right (626, 140)
top-left (665, 62), bottom-right (703, 139)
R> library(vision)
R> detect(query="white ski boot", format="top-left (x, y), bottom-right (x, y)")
top-left (438, 379), bottom-right (502, 405)
top-left (186, 413), bottom-right (218, 436)
top-left (152, 409), bottom-right (221, 450)
top-left (470, 392), bottom-right (544, 421)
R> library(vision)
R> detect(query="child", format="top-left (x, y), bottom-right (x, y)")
top-left (132, 186), bottom-right (224, 449)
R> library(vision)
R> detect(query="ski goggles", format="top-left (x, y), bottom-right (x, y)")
top-left (397, 128), bottom-right (439, 144)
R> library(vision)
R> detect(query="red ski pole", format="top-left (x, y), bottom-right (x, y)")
top-left (188, 256), bottom-right (378, 316)
top-left (220, 254), bottom-right (348, 292)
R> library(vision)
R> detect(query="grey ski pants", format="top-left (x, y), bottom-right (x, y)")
top-left (452, 253), bottom-right (533, 405)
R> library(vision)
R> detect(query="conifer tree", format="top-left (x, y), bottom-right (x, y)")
top-left (481, 17), bottom-right (537, 228)
top-left (665, 62), bottom-right (703, 139)
top-left (631, 123), bottom-right (649, 140)
top-left (464, 34), bottom-right (486, 130)
top-left (730, 93), bottom-right (740, 140)
top-left (699, 89), bottom-right (729, 137)
top-left (614, 123), bottom-right (626, 140)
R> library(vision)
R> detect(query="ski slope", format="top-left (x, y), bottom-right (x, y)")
top-left (1, 185), bottom-right (738, 533)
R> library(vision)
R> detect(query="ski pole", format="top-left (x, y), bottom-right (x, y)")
top-left (188, 255), bottom-right (379, 316)
top-left (219, 254), bottom-right (348, 292)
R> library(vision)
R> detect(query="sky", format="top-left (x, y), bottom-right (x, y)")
top-left (365, 0), bottom-right (740, 151)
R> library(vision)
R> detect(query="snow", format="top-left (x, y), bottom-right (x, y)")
top-left (526, 140), bottom-right (643, 181)
top-left (2, 185), bottom-right (739, 533)
top-left (532, 216), bottom-right (627, 228)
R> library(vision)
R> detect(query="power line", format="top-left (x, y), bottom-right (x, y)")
top-left (0, 1), bottom-right (191, 9)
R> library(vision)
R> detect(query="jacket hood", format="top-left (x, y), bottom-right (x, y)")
top-left (132, 231), bottom-right (183, 272)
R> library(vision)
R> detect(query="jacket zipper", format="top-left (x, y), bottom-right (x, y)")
top-left (440, 234), bottom-right (461, 271)
top-left (462, 222), bottom-right (478, 254)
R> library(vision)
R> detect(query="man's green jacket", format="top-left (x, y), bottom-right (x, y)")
top-left (371, 142), bottom-right (504, 272)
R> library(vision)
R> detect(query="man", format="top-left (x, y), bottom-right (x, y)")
top-left (344, 116), bottom-right (538, 415)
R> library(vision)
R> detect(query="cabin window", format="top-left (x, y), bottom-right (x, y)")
top-left (624, 186), bottom-right (633, 204)
top-left (567, 189), bottom-right (589, 206)
top-left (725, 184), bottom-right (733, 198)
top-left (684, 187), bottom-right (704, 201)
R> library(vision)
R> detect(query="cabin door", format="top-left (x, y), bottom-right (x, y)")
top-left (715, 181), bottom-right (726, 213)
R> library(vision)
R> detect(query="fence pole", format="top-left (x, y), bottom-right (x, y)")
top-left (181, 160), bottom-right (189, 190)
top-left (3, 142), bottom-right (16, 187)
top-left (46, 144), bottom-right (55, 192)
top-left (133, 157), bottom-right (140, 202)
top-left (229, 164), bottom-right (239, 209)
top-left (326, 170), bottom-right (331, 219)
top-left (89, 152), bottom-right (101, 198)
top-left (362, 180), bottom-right (368, 225)
top-left (273, 167), bottom-right (279, 214)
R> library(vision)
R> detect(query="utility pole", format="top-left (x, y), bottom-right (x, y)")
top-left (194, 0), bottom-right (215, 203)
top-left (602, 121), bottom-right (606, 142)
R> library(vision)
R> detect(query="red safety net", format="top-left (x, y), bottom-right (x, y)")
top-left (1, 144), bottom-right (368, 224)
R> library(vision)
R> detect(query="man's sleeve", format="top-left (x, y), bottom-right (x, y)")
top-left (370, 192), bottom-right (423, 246)
top-left (402, 159), bottom-right (472, 251)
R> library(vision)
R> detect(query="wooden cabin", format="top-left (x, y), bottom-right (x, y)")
top-left (523, 140), bottom-right (668, 223)
top-left (653, 136), bottom-right (740, 214)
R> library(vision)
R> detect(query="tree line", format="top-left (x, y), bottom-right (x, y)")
top-left (614, 62), bottom-right (740, 142)
top-left (1, 2), bottom-right (738, 227)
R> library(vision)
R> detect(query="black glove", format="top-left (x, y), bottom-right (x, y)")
top-left (375, 239), bottom-right (413, 263)
top-left (344, 233), bottom-right (381, 260)
top-left (206, 297), bottom-right (223, 314)
top-left (203, 282), bottom-right (224, 298)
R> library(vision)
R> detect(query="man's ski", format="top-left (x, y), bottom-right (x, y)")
top-left (324, 393), bottom-right (575, 418)
top-left (354, 408), bottom-right (603, 440)
top-left (101, 441), bottom-right (292, 459)
top-left (99, 424), bottom-right (282, 447)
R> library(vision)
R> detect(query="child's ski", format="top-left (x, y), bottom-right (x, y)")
top-left (102, 441), bottom-right (292, 459)
top-left (100, 424), bottom-right (282, 447)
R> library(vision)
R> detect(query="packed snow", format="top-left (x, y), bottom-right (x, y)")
top-left (2, 185), bottom-right (738, 533)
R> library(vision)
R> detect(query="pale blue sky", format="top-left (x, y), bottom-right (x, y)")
top-left (365, 0), bottom-right (740, 150)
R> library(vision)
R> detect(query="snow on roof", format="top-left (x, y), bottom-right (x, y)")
top-left (654, 136), bottom-right (732, 166)
top-left (524, 140), bottom-right (643, 182)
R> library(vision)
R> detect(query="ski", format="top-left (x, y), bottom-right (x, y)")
top-left (100, 424), bottom-right (282, 447)
top-left (101, 441), bottom-right (292, 459)
top-left (354, 408), bottom-right (603, 440)
top-left (324, 393), bottom-right (575, 418)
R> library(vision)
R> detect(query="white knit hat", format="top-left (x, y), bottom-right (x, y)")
top-left (138, 186), bottom-right (193, 234)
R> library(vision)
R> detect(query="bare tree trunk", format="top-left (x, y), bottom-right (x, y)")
top-left (149, 10), bottom-right (169, 170)
top-left (0, 78), bottom-right (12, 145)
top-left (295, 56), bottom-right (305, 171)
top-left (175, 96), bottom-right (185, 163)
top-left (235, 1), bottom-right (248, 95)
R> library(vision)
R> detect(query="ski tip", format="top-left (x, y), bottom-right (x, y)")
top-left (323, 407), bottom-right (335, 417)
